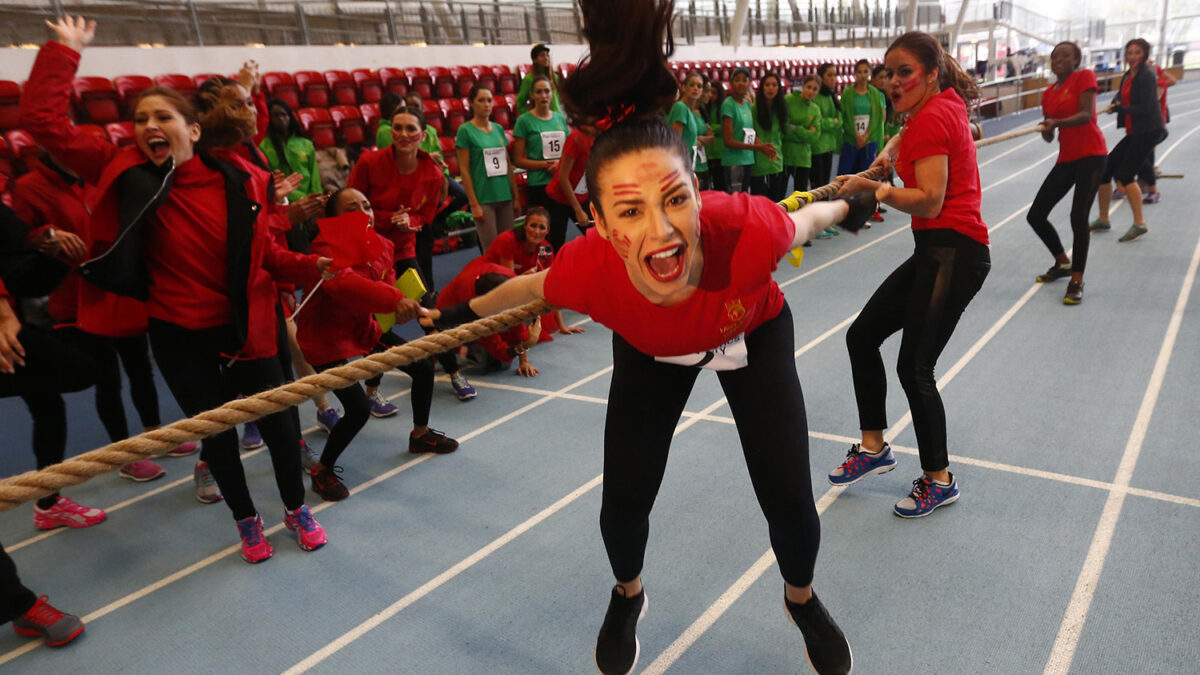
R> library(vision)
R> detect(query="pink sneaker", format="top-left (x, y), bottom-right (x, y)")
top-left (33, 496), bottom-right (107, 530)
top-left (283, 505), bottom-right (327, 551)
top-left (236, 513), bottom-right (274, 564)
top-left (165, 442), bottom-right (199, 458)
top-left (118, 459), bottom-right (166, 482)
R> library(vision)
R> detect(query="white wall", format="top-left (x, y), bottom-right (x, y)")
top-left (2, 42), bottom-right (884, 82)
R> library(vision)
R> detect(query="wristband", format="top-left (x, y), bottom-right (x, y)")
top-left (432, 301), bottom-right (480, 330)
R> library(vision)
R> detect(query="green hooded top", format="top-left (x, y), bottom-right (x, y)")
top-left (782, 93), bottom-right (821, 169)
top-left (813, 92), bottom-right (842, 155)
top-left (258, 135), bottom-right (322, 202)
top-left (839, 84), bottom-right (887, 146)
top-left (705, 103), bottom-right (725, 162)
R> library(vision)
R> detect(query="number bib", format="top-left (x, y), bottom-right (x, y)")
top-left (654, 335), bottom-right (749, 371)
top-left (483, 147), bottom-right (508, 177)
top-left (540, 130), bottom-right (565, 160)
top-left (854, 114), bottom-right (870, 136)
top-left (742, 128), bottom-right (757, 145)
top-left (694, 143), bottom-right (707, 167)
top-left (574, 171), bottom-right (588, 195)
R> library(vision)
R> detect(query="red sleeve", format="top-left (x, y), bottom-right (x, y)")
top-left (262, 233), bottom-right (320, 285)
top-left (322, 270), bottom-right (405, 315)
top-left (253, 91), bottom-right (269, 145)
top-left (349, 157), bottom-right (396, 231)
top-left (483, 230), bottom-right (518, 265)
top-left (479, 324), bottom-right (529, 362)
top-left (11, 186), bottom-right (44, 230)
top-left (1078, 69), bottom-right (1098, 92)
top-left (19, 41), bottom-right (119, 186)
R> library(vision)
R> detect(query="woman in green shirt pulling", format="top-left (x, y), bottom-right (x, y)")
top-left (721, 67), bottom-right (776, 194)
top-left (783, 74), bottom-right (823, 193)
top-left (260, 98), bottom-right (322, 203)
top-left (750, 72), bottom-right (788, 200)
top-left (813, 63), bottom-right (843, 188)
top-left (668, 72), bottom-right (713, 190)
top-left (837, 58), bottom-right (887, 175)
top-left (456, 83), bottom-right (520, 252)
top-left (512, 75), bottom-right (569, 233)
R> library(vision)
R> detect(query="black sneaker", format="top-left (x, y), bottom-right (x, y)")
top-left (408, 428), bottom-right (459, 454)
top-left (594, 586), bottom-right (647, 675)
top-left (310, 465), bottom-right (349, 501)
top-left (1063, 280), bottom-right (1084, 305)
top-left (784, 591), bottom-right (852, 675)
top-left (1036, 264), bottom-right (1072, 283)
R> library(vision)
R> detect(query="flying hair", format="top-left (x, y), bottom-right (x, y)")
top-left (559, 0), bottom-right (688, 215)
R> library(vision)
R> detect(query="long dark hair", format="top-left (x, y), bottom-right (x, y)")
top-left (701, 74), bottom-right (724, 123)
top-left (887, 31), bottom-right (980, 105)
top-left (817, 63), bottom-right (840, 111)
top-left (561, 0), bottom-right (686, 215)
top-left (755, 72), bottom-right (787, 132)
top-left (263, 98), bottom-right (303, 174)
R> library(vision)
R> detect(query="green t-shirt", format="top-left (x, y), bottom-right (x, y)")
top-left (720, 96), bottom-right (755, 167)
top-left (455, 121), bottom-right (512, 204)
top-left (751, 111), bottom-right (784, 177)
top-left (258, 135), bottom-right (322, 202)
top-left (376, 122), bottom-right (393, 149)
top-left (667, 101), bottom-right (707, 173)
top-left (512, 110), bottom-right (568, 187)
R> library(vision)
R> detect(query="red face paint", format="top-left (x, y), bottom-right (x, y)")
top-left (658, 169), bottom-right (680, 187)
top-left (611, 230), bottom-right (633, 259)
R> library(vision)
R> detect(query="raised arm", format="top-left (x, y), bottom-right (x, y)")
top-left (431, 269), bottom-right (548, 329)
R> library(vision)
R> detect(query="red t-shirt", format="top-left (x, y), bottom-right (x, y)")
top-left (546, 129), bottom-right (594, 205)
top-left (544, 191), bottom-right (793, 357)
top-left (144, 156), bottom-right (232, 328)
top-left (484, 229), bottom-right (555, 275)
top-left (437, 257), bottom-right (515, 308)
top-left (347, 148), bottom-right (442, 261)
top-left (1042, 69), bottom-right (1107, 164)
top-left (896, 88), bottom-right (988, 245)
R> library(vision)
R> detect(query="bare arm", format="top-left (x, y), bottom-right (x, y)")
top-left (838, 153), bottom-right (946, 219)
top-left (468, 269), bottom-right (548, 317)
top-left (787, 200), bottom-right (850, 248)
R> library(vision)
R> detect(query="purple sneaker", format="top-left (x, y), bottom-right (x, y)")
top-left (1143, 191), bottom-right (1161, 204)
top-left (240, 422), bottom-right (264, 449)
top-left (316, 407), bottom-right (341, 433)
top-left (450, 373), bottom-right (477, 401)
top-left (368, 391), bottom-right (399, 418)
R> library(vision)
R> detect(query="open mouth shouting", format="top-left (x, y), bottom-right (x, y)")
top-left (144, 136), bottom-right (171, 162)
top-left (644, 242), bottom-right (686, 283)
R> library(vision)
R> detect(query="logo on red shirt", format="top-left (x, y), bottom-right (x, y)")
top-left (721, 298), bottom-right (748, 338)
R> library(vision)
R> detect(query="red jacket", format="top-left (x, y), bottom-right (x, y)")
top-left (435, 257), bottom-right (528, 362)
top-left (294, 231), bottom-right (405, 366)
top-left (20, 40), bottom-right (317, 355)
top-left (11, 157), bottom-right (100, 323)
top-left (348, 147), bottom-right (443, 262)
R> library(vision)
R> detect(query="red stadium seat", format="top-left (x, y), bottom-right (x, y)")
top-left (294, 71), bottom-right (330, 108)
top-left (295, 107), bottom-right (337, 148)
top-left (438, 136), bottom-right (455, 157)
top-left (378, 68), bottom-right (409, 98)
top-left (72, 77), bottom-right (122, 124)
top-left (262, 72), bottom-right (301, 110)
top-left (429, 66), bottom-right (453, 98)
top-left (324, 70), bottom-right (358, 106)
top-left (153, 73), bottom-right (196, 104)
top-left (491, 107), bottom-right (512, 130)
top-left (503, 94), bottom-right (517, 112)
top-left (444, 152), bottom-right (459, 178)
top-left (113, 75), bottom-right (153, 111)
top-left (454, 74), bottom-right (477, 99)
top-left (192, 73), bottom-right (223, 88)
top-left (105, 121), bottom-right (135, 147)
top-left (76, 124), bottom-right (109, 143)
top-left (352, 69), bottom-right (383, 104)
top-left (439, 98), bottom-right (468, 135)
top-left (421, 99), bottom-right (441, 118)
top-left (359, 102), bottom-right (380, 131)
top-left (405, 67), bottom-right (432, 99)
top-left (330, 105), bottom-right (367, 145)
top-left (517, 64), bottom-right (533, 79)
top-left (504, 129), bottom-right (513, 146)
top-left (421, 99), bottom-right (445, 136)
top-left (0, 81), bottom-right (20, 130)
top-left (5, 129), bottom-right (39, 158)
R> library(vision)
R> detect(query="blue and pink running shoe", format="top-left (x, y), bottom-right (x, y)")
top-left (284, 505), bottom-right (327, 551)
top-left (827, 443), bottom-right (897, 486)
top-left (894, 474), bottom-right (960, 518)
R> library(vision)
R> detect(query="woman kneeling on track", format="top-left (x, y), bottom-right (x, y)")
top-left (294, 188), bottom-right (457, 501)
top-left (833, 31), bottom-right (991, 518)
top-left (430, 2), bottom-right (873, 673)
top-left (23, 17), bottom-right (333, 563)
top-left (1029, 41), bottom-right (1107, 305)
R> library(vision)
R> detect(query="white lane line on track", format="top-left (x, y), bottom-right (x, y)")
top-left (1043, 120), bottom-right (1200, 675)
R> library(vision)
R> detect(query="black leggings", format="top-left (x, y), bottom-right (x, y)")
top-left (750, 172), bottom-right (788, 202)
top-left (395, 257), bottom-right (459, 375)
top-left (322, 331), bottom-right (434, 467)
top-left (1027, 155), bottom-right (1105, 274)
top-left (707, 158), bottom-right (727, 193)
top-left (148, 318), bottom-right (305, 521)
top-left (1103, 130), bottom-right (1164, 186)
top-left (846, 229), bottom-right (991, 472)
top-left (58, 328), bottom-right (161, 440)
top-left (602, 303), bottom-right (820, 588)
top-left (810, 152), bottom-right (834, 189)
top-left (789, 165), bottom-right (812, 193)
top-left (723, 164), bottom-right (751, 194)
top-left (0, 540), bottom-right (36, 624)
top-left (4, 325), bottom-right (98, 508)
top-left (1136, 147), bottom-right (1157, 187)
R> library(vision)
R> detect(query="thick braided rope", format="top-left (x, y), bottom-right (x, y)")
top-left (0, 300), bottom-right (552, 511)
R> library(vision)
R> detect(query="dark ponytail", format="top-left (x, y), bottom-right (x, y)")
top-left (887, 31), bottom-right (980, 106)
top-left (561, 0), bottom-right (688, 214)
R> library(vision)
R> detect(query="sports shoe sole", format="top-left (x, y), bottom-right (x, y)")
top-left (119, 468), bottom-right (166, 482)
top-left (369, 408), bottom-right (399, 418)
top-left (14, 623), bottom-right (85, 647)
top-left (239, 440), bottom-right (265, 450)
top-left (827, 461), bottom-right (896, 487)
top-left (594, 594), bottom-right (647, 675)
top-left (893, 492), bottom-right (960, 519)
top-left (784, 601), bottom-right (854, 675)
top-left (195, 492), bottom-right (223, 504)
